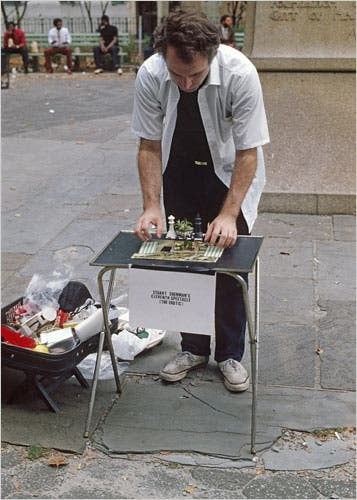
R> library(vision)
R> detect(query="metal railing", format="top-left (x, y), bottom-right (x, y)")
top-left (7, 17), bottom-right (134, 34)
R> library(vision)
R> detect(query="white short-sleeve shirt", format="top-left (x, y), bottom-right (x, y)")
top-left (132, 44), bottom-right (270, 231)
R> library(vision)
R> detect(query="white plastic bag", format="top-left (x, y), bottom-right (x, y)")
top-left (112, 328), bottom-right (166, 361)
top-left (77, 352), bottom-right (130, 380)
top-left (23, 273), bottom-right (69, 313)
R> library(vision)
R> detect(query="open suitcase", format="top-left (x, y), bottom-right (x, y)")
top-left (1, 297), bottom-right (101, 412)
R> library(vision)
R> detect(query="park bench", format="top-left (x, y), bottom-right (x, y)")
top-left (234, 31), bottom-right (245, 49)
top-left (25, 32), bottom-right (130, 72)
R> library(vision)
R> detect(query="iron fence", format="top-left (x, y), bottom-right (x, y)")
top-left (4, 17), bottom-right (134, 34)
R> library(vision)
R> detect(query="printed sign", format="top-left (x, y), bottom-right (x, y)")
top-left (129, 268), bottom-right (216, 335)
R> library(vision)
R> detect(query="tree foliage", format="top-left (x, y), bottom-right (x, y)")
top-left (1, 1), bottom-right (28, 28)
top-left (226, 1), bottom-right (247, 28)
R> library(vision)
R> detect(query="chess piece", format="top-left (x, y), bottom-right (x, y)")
top-left (166, 214), bottom-right (177, 239)
top-left (194, 213), bottom-right (203, 241)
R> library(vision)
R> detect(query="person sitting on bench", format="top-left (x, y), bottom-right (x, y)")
top-left (44, 18), bottom-right (72, 74)
top-left (2, 21), bottom-right (29, 74)
top-left (93, 15), bottom-right (122, 74)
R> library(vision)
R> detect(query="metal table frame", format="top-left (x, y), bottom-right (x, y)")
top-left (84, 231), bottom-right (261, 454)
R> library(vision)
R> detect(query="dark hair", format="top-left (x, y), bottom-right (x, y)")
top-left (101, 15), bottom-right (109, 23)
top-left (6, 21), bottom-right (15, 29)
top-left (220, 15), bottom-right (232, 24)
top-left (154, 10), bottom-right (220, 63)
top-left (53, 18), bottom-right (62, 26)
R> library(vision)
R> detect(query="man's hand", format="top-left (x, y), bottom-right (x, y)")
top-left (204, 213), bottom-right (237, 249)
top-left (134, 206), bottom-right (163, 241)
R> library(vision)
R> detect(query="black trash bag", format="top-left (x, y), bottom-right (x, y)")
top-left (58, 281), bottom-right (92, 313)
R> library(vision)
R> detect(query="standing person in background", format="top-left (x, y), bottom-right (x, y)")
top-left (2, 21), bottom-right (29, 73)
top-left (44, 18), bottom-right (72, 74)
top-left (132, 10), bottom-right (269, 393)
top-left (218, 15), bottom-right (235, 47)
top-left (93, 15), bottom-right (122, 75)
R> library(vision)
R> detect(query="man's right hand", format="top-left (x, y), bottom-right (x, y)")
top-left (134, 206), bottom-right (163, 241)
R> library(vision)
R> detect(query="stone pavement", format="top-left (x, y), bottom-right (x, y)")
top-left (1, 72), bottom-right (356, 499)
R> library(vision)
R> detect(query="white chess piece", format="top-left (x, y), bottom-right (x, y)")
top-left (166, 214), bottom-right (177, 239)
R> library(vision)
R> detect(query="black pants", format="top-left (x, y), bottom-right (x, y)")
top-left (163, 160), bottom-right (249, 362)
top-left (93, 45), bottom-right (120, 70)
top-left (2, 47), bottom-right (29, 73)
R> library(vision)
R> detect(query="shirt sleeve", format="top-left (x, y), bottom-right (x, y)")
top-left (65, 28), bottom-right (71, 44)
top-left (131, 65), bottom-right (164, 141)
top-left (231, 65), bottom-right (269, 151)
top-left (48, 29), bottom-right (55, 45)
top-left (20, 30), bottom-right (26, 46)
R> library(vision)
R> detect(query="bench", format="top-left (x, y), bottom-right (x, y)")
top-left (234, 31), bottom-right (245, 49)
top-left (25, 33), bottom-right (130, 72)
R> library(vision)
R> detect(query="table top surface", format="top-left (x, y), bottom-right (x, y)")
top-left (91, 231), bottom-right (263, 274)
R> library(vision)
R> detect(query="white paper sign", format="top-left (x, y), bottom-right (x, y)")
top-left (129, 269), bottom-right (216, 335)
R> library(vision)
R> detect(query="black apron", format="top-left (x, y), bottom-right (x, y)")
top-left (163, 87), bottom-right (229, 232)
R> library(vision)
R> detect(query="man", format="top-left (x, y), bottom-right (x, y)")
top-left (218, 15), bottom-right (235, 47)
top-left (44, 18), bottom-right (72, 74)
top-left (2, 21), bottom-right (29, 74)
top-left (93, 15), bottom-right (122, 74)
top-left (132, 10), bottom-right (269, 393)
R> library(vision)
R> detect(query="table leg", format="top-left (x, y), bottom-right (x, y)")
top-left (97, 267), bottom-right (122, 393)
top-left (84, 330), bottom-right (105, 437)
top-left (83, 267), bottom-right (122, 438)
top-left (220, 267), bottom-right (259, 455)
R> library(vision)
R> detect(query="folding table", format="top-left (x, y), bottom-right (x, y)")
top-left (84, 230), bottom-right (262, 454)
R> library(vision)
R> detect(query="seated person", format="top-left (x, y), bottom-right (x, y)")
top-left (2, 21), bottom-right (29, 74)
top-left (44, 18), bottom-right (72, 74)
top-left (218, 15), bottom-right (235, 48)
top-left (93, 15), bottom-right (122, 74)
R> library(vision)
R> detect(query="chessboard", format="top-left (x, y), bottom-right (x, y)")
top-left (131, 239), bottom-right (224, 263)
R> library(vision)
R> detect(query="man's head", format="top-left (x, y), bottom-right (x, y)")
top-left (154, 10), bottom-right (219, 93)
top-left (220, 15), bottom-right (233, 28)
top-left (6, 22), bottom-right (15, 33)
top-left (101, 15), bottom-right (110, 26)
top-left (53, 18), bottom-right (62, 29)
top-left (155, 10), bottom-right (219, 64)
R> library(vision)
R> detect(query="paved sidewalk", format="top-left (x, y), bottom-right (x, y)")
top-left (1, 73), bottom-right (356, 499)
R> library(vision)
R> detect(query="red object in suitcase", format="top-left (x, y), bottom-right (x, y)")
top-left (1, 324), bottom-right (37, 349)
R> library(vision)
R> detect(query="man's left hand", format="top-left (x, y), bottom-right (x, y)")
top-left (204, 213), bottom-right (237, 249)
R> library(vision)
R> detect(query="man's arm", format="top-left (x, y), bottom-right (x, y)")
top-left (134, 138), bottom-right (163, 241)
top-left (204, 147), bottom-right (257, 248)
top-left (18, 30), bottom-right (26, 48)
top-left (48, 29), bottom-right (57, 46)
top-left (105, 35), bottom-right (117, 51)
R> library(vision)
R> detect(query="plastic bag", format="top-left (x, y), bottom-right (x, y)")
top-left (23, 273), bottom-right (69, 314)
top-left (112, 328), bottom-right (166, 361)
top-left (77, 352), bottom-right (130, 380)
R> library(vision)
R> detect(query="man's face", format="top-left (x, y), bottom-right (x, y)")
top-left (8, 24), bottom-right (15, 33)
top-left (55, 21), bottom-right (62, 29)
top-left (166, 45), bottom-right (210, 93)
top-left (223, 17), bottom-right (233, 27)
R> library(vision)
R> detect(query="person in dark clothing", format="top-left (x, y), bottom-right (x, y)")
top-left (93, 15), bottom-right (121, 74)
top-left (2, 21), bottom-right (29, 74)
